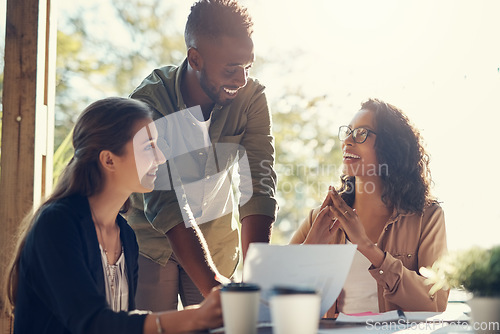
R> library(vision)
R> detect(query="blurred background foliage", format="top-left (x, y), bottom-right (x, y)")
top-left (1, 0), bottom-right (343, 243)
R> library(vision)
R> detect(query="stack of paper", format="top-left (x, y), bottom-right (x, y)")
top-left (243, 243), bottom-right (357, 322)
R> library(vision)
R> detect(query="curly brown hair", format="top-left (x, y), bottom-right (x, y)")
top-left (338, 98), bottom-right (434, 214)
top-left (185, 0), bottom-right (254, 48)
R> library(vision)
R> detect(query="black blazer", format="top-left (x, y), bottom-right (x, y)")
top-left (14, 194), bottom-right (148, 334)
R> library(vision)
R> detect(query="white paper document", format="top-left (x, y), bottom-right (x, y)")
top-left (242, 243), bottom-right (357, 322)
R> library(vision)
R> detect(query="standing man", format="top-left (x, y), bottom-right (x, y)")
top-left (127, 0), bottom-right (278, 312)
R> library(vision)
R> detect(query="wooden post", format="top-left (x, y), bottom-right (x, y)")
top-left (0, 0), bottom-right (56, 331)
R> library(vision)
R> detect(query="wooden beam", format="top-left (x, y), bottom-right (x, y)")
top-left (0, 0), bottom-right (56, 331)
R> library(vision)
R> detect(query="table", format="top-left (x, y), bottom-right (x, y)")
top-left (212, 320), bottom-right (475, 334)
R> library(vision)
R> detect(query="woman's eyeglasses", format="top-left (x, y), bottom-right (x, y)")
top-left (338, 126), bottom-right (377, 144)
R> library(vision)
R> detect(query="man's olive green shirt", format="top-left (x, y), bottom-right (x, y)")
top-left (127, 60), bottom-right (278, 277)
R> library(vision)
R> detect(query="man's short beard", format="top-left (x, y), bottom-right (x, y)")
top-left (199, 68), bottom-right (233, 106)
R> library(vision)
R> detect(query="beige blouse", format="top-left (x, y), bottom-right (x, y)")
top-left (290, 203), bottom-right (449, 317)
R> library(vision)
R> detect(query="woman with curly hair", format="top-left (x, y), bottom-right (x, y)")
top-left (290, 98), bottom-right (448, 316)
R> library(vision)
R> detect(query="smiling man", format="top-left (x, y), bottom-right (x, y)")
top-left (127, 0), bottom-right (278, 312)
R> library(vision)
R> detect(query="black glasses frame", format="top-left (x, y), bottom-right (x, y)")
top-left (338, 126), bottom-right (377, 144)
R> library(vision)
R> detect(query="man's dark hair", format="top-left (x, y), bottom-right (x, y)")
top-left (185, 0), bottom-right (254, 48)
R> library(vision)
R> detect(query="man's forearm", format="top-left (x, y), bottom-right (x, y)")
top-left (166, 222), bottom-right (222, 296)
top-left (240, 214), bottom-right (274, 260)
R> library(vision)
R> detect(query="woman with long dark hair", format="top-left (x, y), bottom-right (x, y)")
top-left (291, 98), bottom-right (448, 316)
top-left (4, 97), bottom-right (222, 333)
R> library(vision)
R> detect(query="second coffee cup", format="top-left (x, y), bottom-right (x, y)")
top-left (270, 286), bottom-right (320, 334)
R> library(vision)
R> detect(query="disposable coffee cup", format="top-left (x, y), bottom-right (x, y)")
top-left (270, 286), bottom-right (320, 334)
top-left (220, 282), bottom-right (261, 334)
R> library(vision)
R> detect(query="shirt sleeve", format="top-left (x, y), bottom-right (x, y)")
top-left (368, 204), bottom-right (449, 311)
top-left (24, 205), bottom-right (147, 334)
top-left (142, 187), bottom-right (185, 234)
top-left (238, 86), bottom-right (279, 220)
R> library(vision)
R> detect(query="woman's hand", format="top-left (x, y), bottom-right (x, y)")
top-left (327, 188), bottom-right (385, 267)
top-left (145, 287), bottom-right (223, 333)
top-left (327, 188), bottom-right (370, 248)
top-left (303, 206), bottom-right (336, 244)
top-left (319, 186), bottom-right (334, 210)
top-left (189, 287), bottom-right (223, 330)
top-left (303, 186), bottom-right (338, 244)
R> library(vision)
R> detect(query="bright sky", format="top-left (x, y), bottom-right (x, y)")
top-left (2, 0), bottom-right (499, 251)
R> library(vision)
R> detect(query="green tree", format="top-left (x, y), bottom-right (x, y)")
top-left (53, 0), bottom-right (186, 181)
top-left (271, 91), bottom-right (343, 243)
